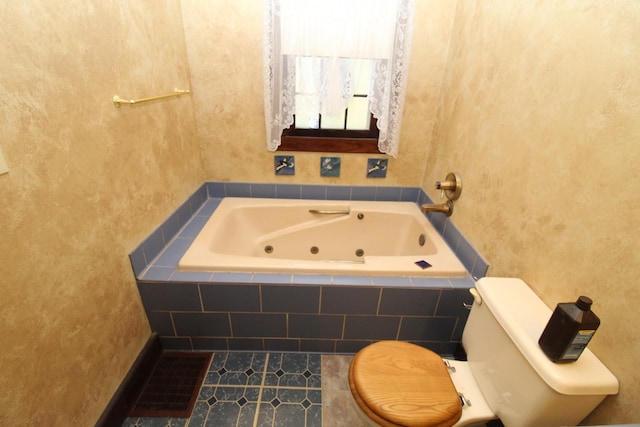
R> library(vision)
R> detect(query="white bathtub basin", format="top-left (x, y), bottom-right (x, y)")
top-left (178, 197), bottom-right (467, 277)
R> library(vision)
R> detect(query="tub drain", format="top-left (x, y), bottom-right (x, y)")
top-left (355, 249), bottom-right (364, 257)
top-left (310, 246), bottom-right (319, 254)
top-left (418, 234), bottom-right (426, 247)
top-left (264, 245), bottom-right (274, 254)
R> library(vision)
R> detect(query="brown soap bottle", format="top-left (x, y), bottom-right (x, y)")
top-left (538, 296), bottom-right (600, 363)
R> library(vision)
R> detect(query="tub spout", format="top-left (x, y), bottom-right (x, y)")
top-left (421, 200), bottom-right (454, 217)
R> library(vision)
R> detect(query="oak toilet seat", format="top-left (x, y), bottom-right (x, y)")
top-left (349, 341), bottom-right (462, 427)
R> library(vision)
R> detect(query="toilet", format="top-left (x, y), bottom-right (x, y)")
top-left (348, 277), bottom-right (619, 427)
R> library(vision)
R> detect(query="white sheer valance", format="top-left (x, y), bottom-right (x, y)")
top-left (264, 0), bottom-right (414, 157)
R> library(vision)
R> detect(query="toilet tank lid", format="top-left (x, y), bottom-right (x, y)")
top-left (475, 277), bottom-right (619, 396)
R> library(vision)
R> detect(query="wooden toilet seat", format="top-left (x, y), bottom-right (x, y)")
top-left (349, 341), bottom-right (462, 427)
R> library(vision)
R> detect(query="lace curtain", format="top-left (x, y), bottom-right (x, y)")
top-left (263, 0), bottom-right (414, 157)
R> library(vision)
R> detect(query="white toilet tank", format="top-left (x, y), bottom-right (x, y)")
top-left (462, 277), bottom-right (618, 427)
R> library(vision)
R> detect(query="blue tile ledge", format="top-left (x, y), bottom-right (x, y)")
top-left (129, 182), bottom-right (489, 289)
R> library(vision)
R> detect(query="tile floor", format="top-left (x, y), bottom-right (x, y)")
top-left (122, 352), bottom-right (363, 427)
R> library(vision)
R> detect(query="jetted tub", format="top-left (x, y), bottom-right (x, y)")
top-left (178, 197), bottom-right (467, 277)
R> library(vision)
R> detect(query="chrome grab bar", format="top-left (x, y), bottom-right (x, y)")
top-left (308, 209), bottom-right (350, 215)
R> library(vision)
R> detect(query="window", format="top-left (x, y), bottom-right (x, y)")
top-left (279, 57), bottom-right (380, 153)
top-left (264, 0), bottom-right (415, 157)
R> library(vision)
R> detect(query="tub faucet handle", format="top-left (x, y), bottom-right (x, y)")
top-left (436, 180), bottom-right (456, 191)
top-left (435, 172), bottom-right (462, 201)
top-left (436, 180), bottom-right (456, 200)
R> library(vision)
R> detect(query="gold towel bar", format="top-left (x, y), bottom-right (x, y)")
top-left (112, 88), bottom-right (190, 108)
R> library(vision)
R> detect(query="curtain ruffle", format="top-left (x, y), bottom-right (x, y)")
top-left (264, 0), bottom-right (414, 157)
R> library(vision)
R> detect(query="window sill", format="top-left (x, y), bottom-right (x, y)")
top-left (278, 136), bottom-right (380, 153)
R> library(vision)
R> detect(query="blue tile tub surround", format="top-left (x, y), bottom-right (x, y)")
top-left (129, 181), bottom-right (488, 278)
top-left (129, 183), bottom-right (209, 277)
top-left (138, 281), bottom-right (474, 355)
top-left (129, 181), bottom-right (489, 355)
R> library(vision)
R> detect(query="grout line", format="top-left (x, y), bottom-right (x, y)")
top-left (197, 284), bottom-right (205, 312)
top-left (199, 384), bottom-right (318, 390)
top-left (227, 313), bottom-right (234, 337)
top-left (252, 353), bottom-right (270, 427)
top-left (198, 353), bottom-right (221, 427)
top-left (396, 317), bottom-right (403, 341)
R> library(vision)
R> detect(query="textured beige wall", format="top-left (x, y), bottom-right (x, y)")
top-left (3, 0), bottom-right (637, 425)
top-left (183, 0), bottom-right (457, 185)
top-left (0, 1), bottom-right (203, 425)
top-left (425, 1), bottom-right (640, 424)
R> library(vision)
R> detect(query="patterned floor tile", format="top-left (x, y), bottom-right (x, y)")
top-left (123, 352), bottom-right (323, 427)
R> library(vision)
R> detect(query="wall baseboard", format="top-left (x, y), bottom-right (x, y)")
top-left (95, 333), bottom-right (162, 427)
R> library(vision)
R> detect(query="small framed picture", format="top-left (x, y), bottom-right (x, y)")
top-left (366, 158), bottom-right (388, 178)
top-left (320, 157), bottom-right (341, 177)
top-left (274, 155), bottom-right (295, 175)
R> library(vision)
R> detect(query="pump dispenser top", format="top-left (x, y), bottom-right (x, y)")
top-left (576, 296), bottom-right (592, 310)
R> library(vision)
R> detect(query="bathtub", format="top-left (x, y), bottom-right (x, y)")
top-left (178, 197), bottom-right (467, 277)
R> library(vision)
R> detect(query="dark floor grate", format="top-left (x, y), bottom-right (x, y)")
top-left (129, 352), bottom-right (212, 418)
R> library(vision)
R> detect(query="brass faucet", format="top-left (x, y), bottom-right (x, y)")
top-left (421, 172), bottom-right (462, 217)
top-left (421, 200), bottom-right (454, 216)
